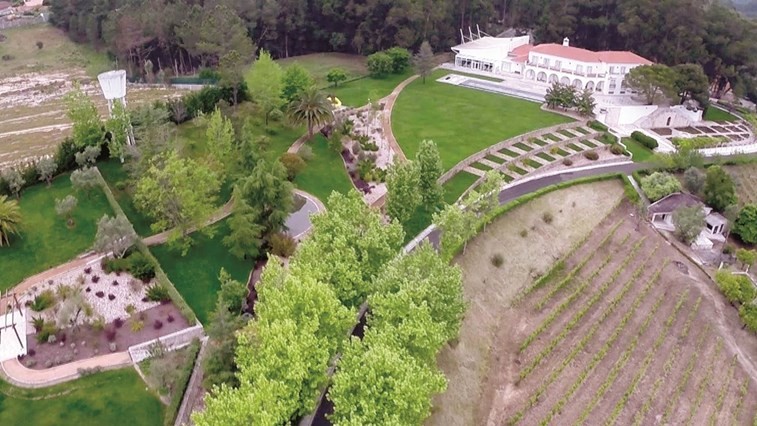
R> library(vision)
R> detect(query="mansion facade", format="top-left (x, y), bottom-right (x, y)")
top-left (451, 35), bottom-right (652, 96)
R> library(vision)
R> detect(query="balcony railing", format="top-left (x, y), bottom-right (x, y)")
top-left (527, 62), bottom-right (606, 78)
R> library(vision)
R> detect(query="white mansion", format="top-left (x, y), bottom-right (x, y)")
top-left (451, 35), bottom-right (652, 96)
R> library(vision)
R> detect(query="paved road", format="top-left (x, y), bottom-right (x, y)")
top-left (426, 162), bottom-right (644, 247)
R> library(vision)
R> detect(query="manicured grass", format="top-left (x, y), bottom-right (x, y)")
top-left (513, 142), bottom-right (534, 152)
top-left (331, 71), bottom-right (413, 107)
top-left (151, 219), bottom-right (253, 324)
top-left (470, 162), bottom-right (493, 171)
top-left (555, 148), bottom-right (571, 157)
top-left (567, 143), bottom-right (584, 151)
top-left (272, 52), bottom-right (368, 87)
top-left (293, 134), bottom-right (354, 203)
top-left (507, 164), bottom-right (528, 175)
top-left (392, 70), bottom-right (571, 170)
top-left (500, 148), bottom-right (520, 157)
top-left (544, 133), bottom-right (562, 142)
top-left (443, 172), bottom-right (479, 204)
top-left (524, 158), bottom-right (543, 169)
top-left (580, 139), bottom-right (598, 148)
top-left (0, 175), bottom-right (113, 291)
top-left (573, 127), bottom-right (590, 135)
top-left (559, 129), bottom-right (577, 138)
top-left (485, 154), bottom-right (506, 164)
top-left (530, 138), bottom-right (548, 147)
top-left (622, 138), bottom-right (655, 163)
top-left (0, 24), bottom-right (112, 77)
top-left (502, 173), bottom-right (515, 183)
top-left (704, 106), bottom-right (739, 123)
top-left (0, 368), bottom-right (163, 426)
top-left (403, 206), bottom-right (435, 244)
top-left (98, 160), bottom-right (152, 237)
top-left (537, 152), bottom-right (556, 162)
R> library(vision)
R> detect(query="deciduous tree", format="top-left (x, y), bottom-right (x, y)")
top-left (247, 50), bottom-right (284, 125)
top-left (55, 195), bottom-right (78, 227)
top-left (93, 214), bottom-right (137, 258)
top-left (703, 165), bottom-right (737, 212)
top-left (236, 157), bottom-right (293, 237)
top-left (415, 140), bottom-right (444, 209)
top-left (218, 50), bottom-right (246, 107)
top-left (326, 68), bottom-right (347, 87)
top-left (433, 203), bottom-right (476, 261)
top-left (385, 160), bottom-right (421, 224)
top-left (205, 108), bottom-right (235, 179)
top-left (104, 101), bottom-right (130, 160)
top-left (134, 150), bottom-right (220, 253)
top-left (640, 171), bottom-right (681, 201)
top-left (75, 145), bottom-right (101, 169)
top-left (2, 168), bottom-right (25, 199)
top-left (64, 85), bottom-right (103, 148)
top-left (673, 205), bottom-right (705, 244)
top-left (736, 248), bottom-right (757, 271)
top-left (683, 167), bottom-right (706, 194)
top-left (70, 167), bottom-right (100, 197)
top-left (734, 204), bottom-right (757, 245)
top-left (413, 41), bottom-right (435, 84)
top-left (281, 63), bottom-right (315, 103)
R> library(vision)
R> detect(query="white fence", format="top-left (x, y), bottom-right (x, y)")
top-left (128, 324), bottom-right (204, 363)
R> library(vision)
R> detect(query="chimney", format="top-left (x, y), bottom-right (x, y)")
top-left (563, 37), bottom-right (570, 47)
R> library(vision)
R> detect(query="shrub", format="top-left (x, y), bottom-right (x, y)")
top-left (32, 315), bottom-right (45, 332)
top-left (640, 172), bottom-right (681, 201)
top-left (108, 294), bottom-right (116, 301)
top-left (733, 204), bottom-right (757, 245)
top-left (542, 212), bottom-right (554, 224)
top-left (84, 266), bottom-right (92, 274)
top-left (610, 143), bottom-right (625, 155)
top-left (30, 290), bottom-right (55, 312)
top-left (671, 136), bottom-right (726, 150)
top-left (588, 120), bottom-right (608, 131)
top-left (36, 321), bottom-right (58, 343)
top-left (269, 232), bottom-right (297, 257)
top-left (128, 252), bottom-right (156, 281)
top-left (112, 280), bottom-right (119, 286)
top-left (166, 314), bottom-right (175, 323)
top-left (562, 158), bottom-right (573, 166)
top-left (491, 253), bottom-right (504, 267)
top-left (91, 275), bottom-right (100, 283)
top-left (125, 304), bottom-right (137, 315)
top-left (102, 257), bottom-right (129, 274)
top-left (385, 47), bottom-right (411, 73)
top-left (147, 285), bottom-right (172, 302)
top-left (153, 319), bottom-right (164, 330)
top-left (298, 145), bottom-right (314, 162)
top-left (114, 317), bottom-right (124, 328)
top-left (95, 291), bottom-right (105, 298)
top-left (583, 151), bottom-right (599, 161)
top-left (367, 52), bottom-right (394, 77)
top-left (631, 131), bottom-right (658, 149)
top-left (520, 229), bottom-right (528, 238)
top-left (130, 319), bottom-right (145, 332)
top-left (279, 153), bottom-right (307, 180)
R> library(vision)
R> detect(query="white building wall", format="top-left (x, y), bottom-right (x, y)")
top-left (0, 309), bottom-right (27, 362)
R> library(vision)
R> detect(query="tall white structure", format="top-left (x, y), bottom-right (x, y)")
top-left (0, 293), bottom-right (26, 362)
top-left (452, 35), bottom-right (652, 95)
top-left (97, 69), bottom-right (135, 146)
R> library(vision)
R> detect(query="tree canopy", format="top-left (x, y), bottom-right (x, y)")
top-left (703, 165), bottom-right (737, 212)
top-left (734, 204), bottom-right (757, 245)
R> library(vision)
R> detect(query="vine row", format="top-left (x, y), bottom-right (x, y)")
top-left (707, 354), bottom-right (738, 426)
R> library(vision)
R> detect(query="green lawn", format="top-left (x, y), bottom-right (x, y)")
top-left (622, 138), bottom-right (655, 163)
top-left (704, 106), bottom-right (739, 123)
top-left (530, 138), bottom-right (548, 147)
top-left (330, 71), bottom-right (413, 107)
top-left (273, 53), bottom-right (368, 87)
top-left (500, 148), bottom-right (520, 157)
top-left (524, 158), bottom-right (543, 169)
top-left (536, 152), bottom-right (556, 162)
top-left (513, 142), bottom-right (533, 152)
top-left (98, 160), bottom-right (153, 237)
top-left (0, 368), bottom-right (163, 426)
top-left (151, 219), bottom-right (253, 324)
top-left (293, 134), bottom-right (354, 203)
top-left (392, 70), bottom-right (571, 170)
top-left (0, 175), bottom-right (113, 291)
top-left (485, 154), bottom-right (506, 164)
top-left (443, 172), bottom-right (479, 204)
top-left (544, 133), bottom-right (562, 142)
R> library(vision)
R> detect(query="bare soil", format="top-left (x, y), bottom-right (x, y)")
top-left (472, 203), bottom-right (757, 425)
top-left (21, 303), bottom-right (189, 369)
top-left (428, 180), bottom-right (626, 425)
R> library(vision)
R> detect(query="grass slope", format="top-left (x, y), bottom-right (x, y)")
top-left (0, 24), bottom-right (111, 77)
top-left (622, 138), bottom-right (655, 163)
top-left (392, 70), bottom-right (572, 170)
top-left (273, 52), bottom-right (368, 86)
top-left (294, 134), bottom-right (354, 202)
top-left (0, 175), bottom-right (112, 291)
top-left (150, 219), bottom-right (253, 324)
top-left (330, 71), bottom-right (413, 107)
top-left (0, 368), bottom-right (163, 426)
top-left (704, 106), bottom-right (739, 123)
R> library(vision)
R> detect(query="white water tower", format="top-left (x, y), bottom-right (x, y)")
top-left (97, 69), bottom-right (135, 147)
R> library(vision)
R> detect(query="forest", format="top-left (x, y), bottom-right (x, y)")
top-left (48, 0), bottom-right (757, 97)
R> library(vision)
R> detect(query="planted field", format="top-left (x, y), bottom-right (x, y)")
top-left (725, 163), bottom-right (757, 205)
top-left (474, 204), bottom-right (757, 426)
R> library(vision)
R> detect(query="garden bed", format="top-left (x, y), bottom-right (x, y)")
top-left (651, 128), bottom-right (672, 136)
top-left (21, 303), bottom-right (189, 370)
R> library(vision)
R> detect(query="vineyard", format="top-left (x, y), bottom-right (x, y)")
top-left (479, 203), bottom-right (757, 425)
top-left (726, 164), bottom-right (757, 205)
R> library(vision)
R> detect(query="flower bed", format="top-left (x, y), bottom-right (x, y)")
top-left (671, 136), bottom-right (728, 150)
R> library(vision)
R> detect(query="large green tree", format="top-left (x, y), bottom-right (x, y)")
top-left (64, 85), bottom-right (103, 148)
top-left (134, 150), bottom-right (220, 253)
top-left (625, 64), bottom-right (679, 104)
top-left (205, 108), bottom-right (235, 180)
top-left (734, 204), bottom-right (757, 245)
top-left (415, 140), bottom-right (444, 209)
top-left (703, 165), bottom-right (737, 212)
top-left (433, 202), bottom-right (477, 261)
top-left (281, 63), bottom-right (315, 103)
top-left (640, 172), bottom-right (681, 202)
top-left (218, 49), bottom-right (246, 107)
top-left (247, 50), bottom-right (284, 125)
top-left (385, 160), bottom-right (421, 225)
top-left (223, 192), bottom-right (265, 260)
top-left (673, 205), bottom-right (705, 244)
top-left (413, 40), bottom-right (435, 84)
top-left (235, 157), bottom-right (293, 237)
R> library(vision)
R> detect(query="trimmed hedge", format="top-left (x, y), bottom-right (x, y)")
top-left (631, 131), bottom-right (658, 149)
top-left (588, 120), bottom-right (608, 132)
top-left (164, 338), bottom-right (202, 426)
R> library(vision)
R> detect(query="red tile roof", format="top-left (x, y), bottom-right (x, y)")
top-left (529, 43), bottom-right (651, 64)
top-left (510, 44), bottom-right (534, 56)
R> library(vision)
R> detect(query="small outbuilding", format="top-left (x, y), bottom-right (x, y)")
top-left (647, 192), bottom-right (728, 247)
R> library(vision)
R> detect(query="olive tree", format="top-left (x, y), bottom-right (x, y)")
top-left (93, 214), bottom-right (137, 258)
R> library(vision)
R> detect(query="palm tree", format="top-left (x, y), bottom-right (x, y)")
top-left (0, 194), bottom-right (22, 246)
top-left (287, 86), bottom-right (334, 140)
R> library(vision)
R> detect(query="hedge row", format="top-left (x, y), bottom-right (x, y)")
top-left (631, 131), bottom-right (658, 149)
top-left (163, 338), bottom-right (202, 426)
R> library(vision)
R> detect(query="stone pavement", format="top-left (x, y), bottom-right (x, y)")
top-left (1, 351), bottom-right (132, 388)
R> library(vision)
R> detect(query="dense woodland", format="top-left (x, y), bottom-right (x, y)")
top-left (47, 0), bottom-right (757, 98)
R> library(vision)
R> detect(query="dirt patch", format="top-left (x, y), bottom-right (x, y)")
top-left (20, 303), bottom-right (189, 370)
top-left (427, 179), bottom-right (625, 426)
top-left (472, 203), bottom-right (757, 425)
